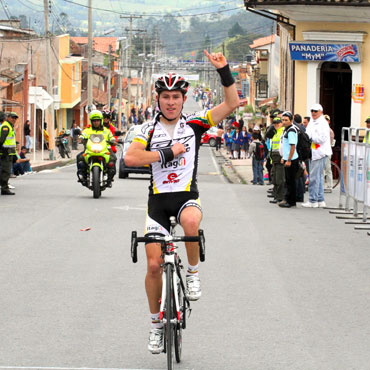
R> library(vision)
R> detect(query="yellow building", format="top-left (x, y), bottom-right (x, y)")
top-left (55, 34), bottom-right (83, 131)
top-left (245, 1), bottom-right (370, 142)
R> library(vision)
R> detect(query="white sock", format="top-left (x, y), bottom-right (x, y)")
top-left (150, 312), bottom-right (163, 329)
top-left (187, 263), bottom-right (199, 277)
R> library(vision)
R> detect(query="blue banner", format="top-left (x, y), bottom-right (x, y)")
top-left (289, 43), bottom-right (360, 63)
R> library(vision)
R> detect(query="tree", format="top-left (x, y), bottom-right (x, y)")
top-left (228, 22), bottom-right (245, 38)
top-left (226, 34), bottom-right (259, 62)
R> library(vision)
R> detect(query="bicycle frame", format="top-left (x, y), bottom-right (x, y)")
top-left (131, 218), bottom-right (205, 368)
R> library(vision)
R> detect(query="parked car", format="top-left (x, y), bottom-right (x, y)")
top-left (118, 125), bottom-right (151, 179)
top-left (201, 126), bottom-right (224, 147)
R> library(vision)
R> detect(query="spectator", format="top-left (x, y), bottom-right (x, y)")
top-left (303, 104), bottom-right (332, 208)
top-left (71, 121), bottom-right (81, 150)
top-left (238, 117), bottom-right (244, 132)
top-left (231, 127), bottom-right (241, 159)
top-left (269, 117), bottom-right (285, 204)
top-left (240, 126), bottom-right (250, 159)
top-left (279, 112), bottom-right (299, 208)
top-left (303, 116), bottom-right (310, 129)
top-left (216, 122), bottom-right (224, 151)
top-left (13, 146), bottom-right (32, 176)
top-left (249, 132), bottom-right (265, 185)
top-left (323, 114), bottom-right (335, 192)
top-left (224, 128), bottom-right (232, 157)
top-left (24, 120), bottom-right (31, 152)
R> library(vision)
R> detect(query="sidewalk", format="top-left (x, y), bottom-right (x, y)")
top-left (212, 146), bottom-right (254, 184)
top-left (27, 144), bottom-right (81, 172)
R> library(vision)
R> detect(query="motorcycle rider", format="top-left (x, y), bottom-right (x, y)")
top-left (102, 110), bottom-right (118, 154)
top-left (76, 110), bottom-right (117, 186)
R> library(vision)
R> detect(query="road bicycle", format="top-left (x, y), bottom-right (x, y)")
top-left (131, 216), bottom-right (206, 370)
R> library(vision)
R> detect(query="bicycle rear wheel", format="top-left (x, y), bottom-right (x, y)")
top-left (165, 264), bottom-right (174, 370)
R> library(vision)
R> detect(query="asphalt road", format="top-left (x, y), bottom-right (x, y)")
top-left (1, 94), bottom-right (370, 370)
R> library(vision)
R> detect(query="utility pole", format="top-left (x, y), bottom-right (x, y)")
top-left (120, 15), bottom-right (142, 127)
top-left (107, 44), bottom-right (111, 110)
top-left (43, 0), bottom-right (55, 158)
top-left (87, 0), bottom-right (93, 112)
top-left (117, 39), bottom-right (125, 132)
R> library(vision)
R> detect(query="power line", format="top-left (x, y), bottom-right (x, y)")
top-left (61, 0), bottom-right (243, 18)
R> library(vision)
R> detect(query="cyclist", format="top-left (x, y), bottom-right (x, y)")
top-left (125, 50), bottom-right (239, 354)
top-left (76, 110), bottom-right (116, 186)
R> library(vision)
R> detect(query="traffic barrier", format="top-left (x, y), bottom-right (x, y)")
top-left (340, 127), bottom-right (369, 222)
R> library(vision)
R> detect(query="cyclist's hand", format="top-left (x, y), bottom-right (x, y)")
top-left (204, 50), bottom-right (227, 69)
top-left (171, 142), bottom-right (186, 157)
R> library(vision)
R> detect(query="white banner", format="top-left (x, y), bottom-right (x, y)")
top-left (348, 141), bottom-right (356, 197)
top-left (355, 144), bottom-right (365, 201)
top-left (366, 147), bottom-right (370, 207)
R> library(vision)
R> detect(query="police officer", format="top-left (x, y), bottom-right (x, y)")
top-left (363, 116), bottom-right (370, 144)
top-left (76, 110), bottom-right (116, 186)
top-left (0, 112), bottom-right (18, 195)
top-left (269, 116), bottom-right (285, 204)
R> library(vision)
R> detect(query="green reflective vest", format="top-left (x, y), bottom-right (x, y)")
top-left (363, 131), bottom-right (370, 144)
top-left (271, 126), bottom-right (284, 151)
top-left (81, 126), bottom-right (113, 142)
top-left (1, 121), bottom-right (16, 155)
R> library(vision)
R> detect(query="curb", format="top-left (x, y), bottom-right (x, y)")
top-left (32, 158), bottom-right (76, 172)
top-left (211, 148), bottom-right (247, 185)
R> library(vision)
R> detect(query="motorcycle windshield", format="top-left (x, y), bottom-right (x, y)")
top-left (89, 134), bottom-right (105, 143)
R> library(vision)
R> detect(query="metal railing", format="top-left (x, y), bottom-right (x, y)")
top-left (340, 127), bottom-right (369, 222)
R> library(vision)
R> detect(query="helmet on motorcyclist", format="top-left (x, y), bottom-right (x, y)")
top-left (89, 110), bottom-right (103, 129)
top-left (155, 73), bottom-right (189, 96)
top-left (102, 110), bottom-right (111, 120)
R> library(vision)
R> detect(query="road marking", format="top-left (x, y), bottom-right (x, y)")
top-left (113, 205), bottom-right (146, 211)
top-left (208, 146), bottom-right (225, 183)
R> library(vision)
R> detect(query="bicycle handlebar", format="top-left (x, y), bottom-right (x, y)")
top-left (136, 236), bottom-right (201, 243)
top-left (131, 230), bottom-right (206, 263)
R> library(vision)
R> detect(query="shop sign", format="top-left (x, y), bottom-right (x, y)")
top-left (289, 42), bottom-right (360, 63)
top-left (352, 84), bottom-right (365, 104)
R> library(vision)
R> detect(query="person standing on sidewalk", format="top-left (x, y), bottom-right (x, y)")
top-left (0, 112), bottom-right (18, 195)
top-left (249, 133), bottom-right (265, 185)
top-left (323, 114), bottom-right (335, 192)
top-left (302, 104), bottom-right (332, 208)
top-left (24, 120), bottom-right (31, 152)
top-left (215, 121), bottom-right (224, 151)
top-left (279, 111), bottom-right (299, 208)
top-left (269, 117), bottom-right (285, 204)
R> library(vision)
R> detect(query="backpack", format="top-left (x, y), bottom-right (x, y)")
top-left (254, 141), bottom-right (267, 161)
top-left (287, 125), bottom-right (312, 161)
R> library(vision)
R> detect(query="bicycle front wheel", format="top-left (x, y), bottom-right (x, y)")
top-left (174, 274), bottom-right (183, 363)
top-left (165, 264), bottom-right (174, 370)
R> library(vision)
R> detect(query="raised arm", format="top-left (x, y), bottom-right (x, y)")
top-left (204, 50), bottom-right (240, 125)
top-left (125, 141), bottom-right (186, 167)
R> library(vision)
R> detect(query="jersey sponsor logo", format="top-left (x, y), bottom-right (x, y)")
top-left (147, 225), bottom-right (163, 232)
top-left (161, 156), bottom-right (186, 169)
top-left (151, 139), bottom-right (172, 149)
top-left (153, 133), bottom-right (166, 139)
top-left (163, 172), bottom-right (180, 184)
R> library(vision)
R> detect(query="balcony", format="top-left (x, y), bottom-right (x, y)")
top-left (244, 0), bottom-right (370, 22)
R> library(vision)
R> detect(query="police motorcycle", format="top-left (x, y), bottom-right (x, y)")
top-left (55, 130), bottom-right (71, 158)
top-left (78, 111), bottom-right (117, 199)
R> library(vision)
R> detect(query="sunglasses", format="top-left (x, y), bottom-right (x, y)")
top-left (311, 110), bottom-right (318, 113)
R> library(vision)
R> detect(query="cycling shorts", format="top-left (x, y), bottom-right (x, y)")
top-left (145, 191), bottom-right (202, 237)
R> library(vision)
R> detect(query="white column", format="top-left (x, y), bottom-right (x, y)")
top-left (306, 62), bottom-right (321, 115)
top-left (350, 63), bottom-right (362, 128)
